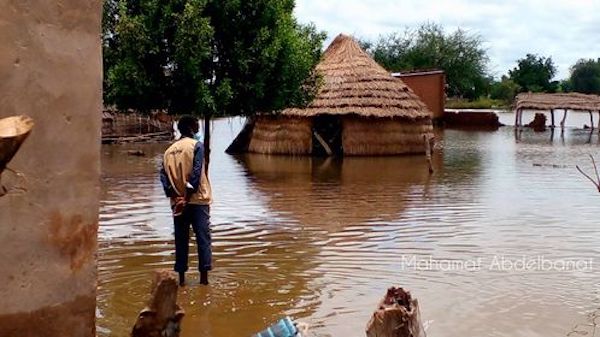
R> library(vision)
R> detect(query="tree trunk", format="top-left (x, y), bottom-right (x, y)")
top-left (203, 115), bottom-right (211, 174)
top-left (366, 287), bottom-right (426, 337)
top-left (131, 270), bottom-right (185, 337)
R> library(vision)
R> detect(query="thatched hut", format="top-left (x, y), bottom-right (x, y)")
top-left (514, 92), bottom-right (600, 129)
top-left (227, 34), bottom-right (434, 156)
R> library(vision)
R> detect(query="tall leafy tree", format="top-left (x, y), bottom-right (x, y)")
top-left (362, 23), bottom-right (489, 99)
top-left (102, 0), bottom-right (325, 167)
top-left (569, 58), bottom-right (600, 94)
top-left (205, 0), bottom-right (324, 117)
top-left (508, 54), bottom-right (557, 93)
top-left (103, 0), bottom-right (324, 115)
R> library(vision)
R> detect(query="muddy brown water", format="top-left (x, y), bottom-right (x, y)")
top-left (98, 114), bottom-right (600, 337)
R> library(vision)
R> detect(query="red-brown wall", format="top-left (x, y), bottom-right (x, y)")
top-left (395, 71), bottom-right (446, 120)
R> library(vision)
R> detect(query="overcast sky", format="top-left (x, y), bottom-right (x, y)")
top-left (294, 0), bottom-right (600, 80)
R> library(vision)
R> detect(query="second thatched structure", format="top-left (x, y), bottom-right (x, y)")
top-left (227, 34), bottom-right (434, 156)
top-left (514, 92), bottom-right (600, 129)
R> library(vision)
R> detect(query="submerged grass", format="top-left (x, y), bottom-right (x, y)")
top-left (446, 97), bottom-right (509, 109)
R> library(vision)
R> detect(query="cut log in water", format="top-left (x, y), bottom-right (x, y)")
top-left (131, 270), bottom-right (185, 337)
top-left (366, 287), bottom-right (426, 337)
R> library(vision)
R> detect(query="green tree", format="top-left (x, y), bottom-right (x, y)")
top-left (570, 58), bottom-right (600, 94)
top-left (103, 0), bottom-right (325, 167)
top-left (103, 0), bottom-right (324, 115)
top-left (559, 79), bottom-right (573, 93)
top-left (508, 54), bottom-right (557, 93)
top-left (490, 76), bottom-right (520, 103)
top-left (362, 23), bottom-right (489, 99)
top-left (203, 0), bottom-right (325, 117)
top-left (103, 0), bottom-right (186, 111)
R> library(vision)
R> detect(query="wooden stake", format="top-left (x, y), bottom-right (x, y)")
top-left (131, 270), bottom-right (185, 337)
top-left (313, 131), bottom-right (333, 156)
top-left (519, 109), bottom-right (523, 127)
top-left (550, 109), bottom-right (555, 128)
top-left (366, 287), bottom-right (426, 337)
top-left (590, 111), bottom-right (595, 130)
top-left (514, 109), bottom-right (519, 127)
top-left (424, 135), bottom-right (434, 174)
top-left (561, 109), bottom-right (568, 129)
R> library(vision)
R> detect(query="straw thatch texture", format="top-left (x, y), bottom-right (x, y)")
top-left (342, 116), bottom-right (433, 155)
top-left (248, 116), bottom-right (312, 155)
top-left (283, 34), bottom-right (432, 119)
top-left (515, 92), bottom-right (600, 112)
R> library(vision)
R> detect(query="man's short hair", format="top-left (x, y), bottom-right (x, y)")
top-left (178, 115), bottom-right (198, 137)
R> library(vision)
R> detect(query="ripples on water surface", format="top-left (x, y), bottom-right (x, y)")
top-left (98, 115), bottom-right (600, 337)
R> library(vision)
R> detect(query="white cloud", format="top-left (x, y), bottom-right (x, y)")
top-left (295, 0), bottom-right (600, 79)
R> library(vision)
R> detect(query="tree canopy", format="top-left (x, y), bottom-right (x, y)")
top-left (569, 58), bottom-right (600, 94)
top-left (508, 54), bottom-right (557, 93)
top-left (490, 76), bottom-right (520, 102)
top-left (102, 0), bottom-right (325, 117)
top-left (361, 23), bottom-right (489, 99)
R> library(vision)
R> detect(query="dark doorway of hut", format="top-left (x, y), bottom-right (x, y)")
top-left (312, 115), bottom-right (343, 156)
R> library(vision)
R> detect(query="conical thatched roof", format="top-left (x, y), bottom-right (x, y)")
top-left (282, 34), bottom-right (432, 119)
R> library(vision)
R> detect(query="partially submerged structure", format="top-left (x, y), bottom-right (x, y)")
top-left (514, 93), bottom-right (600, 129)
top-left (392, 70), bottom-right (446, 121)
top-left (102, 110), bottom-right (173, 144)
top-left (227, 34), bottom-right (433, 156)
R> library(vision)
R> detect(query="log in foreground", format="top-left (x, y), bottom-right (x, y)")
top-left (131, 270), bottom-right (185, 337)
top-left (366, 287), bottom-right (426, 337)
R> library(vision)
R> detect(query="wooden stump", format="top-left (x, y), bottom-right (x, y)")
top-left (366, 287), bottom-right (426, 337)
top-left (131, 270), bottom-right (185, 337)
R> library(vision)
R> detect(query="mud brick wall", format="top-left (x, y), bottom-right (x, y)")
top-left (0, 1), bottom-right (102, 336)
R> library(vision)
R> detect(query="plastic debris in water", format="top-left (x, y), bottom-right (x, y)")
top-left (253, 317), bottom-right (301, 337)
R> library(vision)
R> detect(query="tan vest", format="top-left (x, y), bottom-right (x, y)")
top-left (163, 137), bottom-right (212, 205)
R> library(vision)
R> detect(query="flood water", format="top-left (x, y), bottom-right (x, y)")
top-left (98, 113), bottom-right (600, 337)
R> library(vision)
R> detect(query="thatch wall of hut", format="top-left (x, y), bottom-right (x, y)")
top-left (248, 116), bottom-right (312, 155)
top-left (342, 116), bottom-right (433, 155)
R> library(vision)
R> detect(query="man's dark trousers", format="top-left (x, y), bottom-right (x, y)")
top-left (173, 204), bottom-right (211, 272)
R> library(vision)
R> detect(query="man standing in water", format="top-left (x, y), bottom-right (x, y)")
top-left (160, 116), bottom-right (212, 286)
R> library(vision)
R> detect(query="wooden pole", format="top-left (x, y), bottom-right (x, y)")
top-left (204, 116), bottom-right (211, 174)
top-left (514, 108), bottom-right (519, 127)
top-left (597, 111), bottom-right (600, 132)
top-left (424, 135), bottom-right (434, 174)
top-left (131, 270), bottom-right (185, 337)
top-left (590, 110), bottom-right (595, 130)
top-left (313, 131), bottom-right (333, 156)
top-left (518, 109), bottom-right (524, 127)
top-left (561, 109), bottom-right (568, 129)
top-left (366, 287), bottom-right (426, 337)
top-left (550, 109), bottom-right (555, 128)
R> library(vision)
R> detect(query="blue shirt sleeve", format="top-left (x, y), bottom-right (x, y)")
top-left (187, 141), bottom-right (204, 192)
top-left (160, 162), bottom-right (174, 197)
